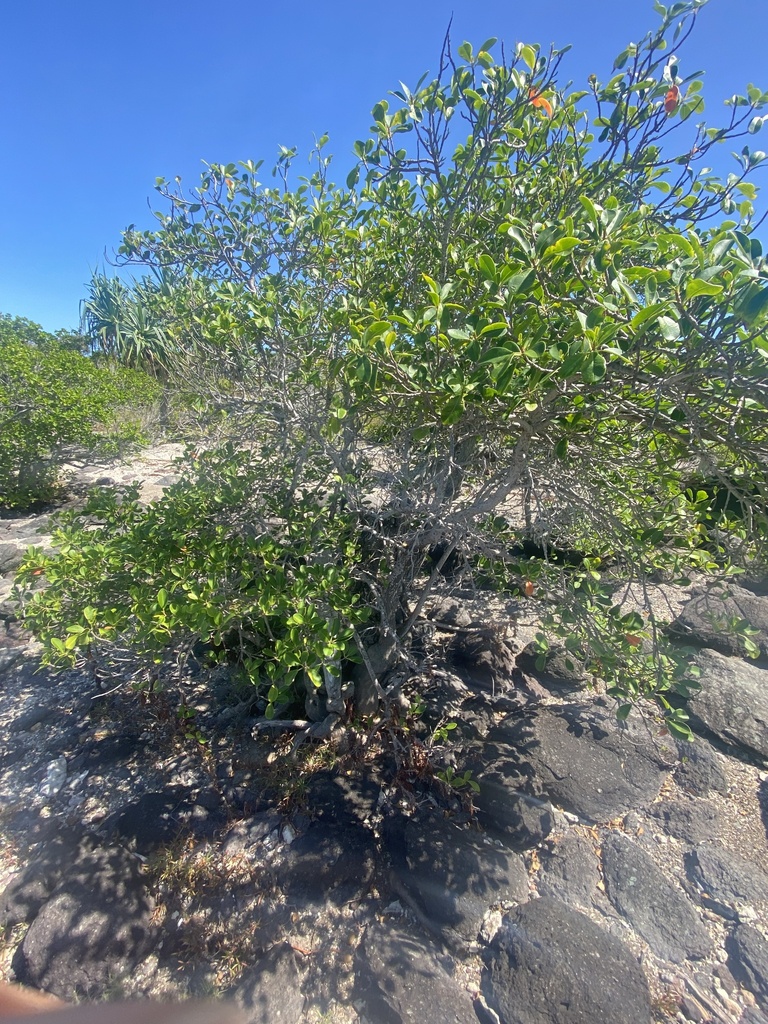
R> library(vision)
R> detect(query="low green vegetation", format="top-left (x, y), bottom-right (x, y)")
top-left (12, 0), bottom-right (768, 741)
top-left (0, 314), bottom-right (159, 508)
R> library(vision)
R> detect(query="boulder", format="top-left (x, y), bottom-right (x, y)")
top-left (478, 702), bottom-right (674, 824)
top-left (104, 787), bottom-right (224, 854)
top-left (384, 812), bottom-right (529, 949)
top-left (484, 897), bottom-right (652, 1024)
top-left (353, 923), bottom-right (478, 1024)
top-left (15, 846), bottom-right (156, 999)
top-left (648, 798), bottom-right (723, 845)
top-left (670, 583), bottom-right (768, 658)
top-left (686, 842), bottom-right (768, 917)
top-left (465, 741), bottom-right (554, 850)
top-left (601, 834), bottom-right (711, 963)
top-left (0, 542), bottom-right (24, 575)
top-left (0, 826), bottom-right (98, 928)
top-left (727, 924), bottom-right (768, 1003)
top-left (673, 737), bottom-right (729, 797)
top-left (537, 832), bottom-right (600, 910)
top-left (687, 649), bottom-right (768, 757)
top-left (516, 643), bottom-right (588, 693)
top-left (232, 942), bottom-right (305, 1024)
top-left (277, 821), bottom-right (375, 905)
top-left (447, 630), bottom-right (516, 694)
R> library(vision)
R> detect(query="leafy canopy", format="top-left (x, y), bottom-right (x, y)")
top-left (21, 0), bottom-right (768, 739)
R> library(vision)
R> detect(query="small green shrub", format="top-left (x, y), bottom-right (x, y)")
top-left (14, 444), bottom-right (367, 718)
top-left (0, 314), bottom-right (159, 508)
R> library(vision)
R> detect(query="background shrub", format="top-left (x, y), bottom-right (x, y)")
top-left (0, 314), bottom-right (159, 508)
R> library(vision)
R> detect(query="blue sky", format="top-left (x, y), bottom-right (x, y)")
top-left (2, 0), bottom-right (766, 333)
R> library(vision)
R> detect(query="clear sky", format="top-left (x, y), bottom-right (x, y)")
top-left (2, 0), bottom-right (766, 333)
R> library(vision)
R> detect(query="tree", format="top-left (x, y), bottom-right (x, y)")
top-left (18, 0), bottom-right (768, 740)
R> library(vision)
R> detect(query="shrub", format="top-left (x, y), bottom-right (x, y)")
top-left (15, 2), bottom-right (768, 739)
top-left (15, 445), bottom-right (367, 721)
top-left (0, 314), bottom-right (159, 508)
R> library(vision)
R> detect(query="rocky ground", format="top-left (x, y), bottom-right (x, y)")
top-left (1, 446), bottom-right (768, 1024)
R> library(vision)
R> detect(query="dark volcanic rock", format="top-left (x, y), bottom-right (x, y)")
top-left (15, 846), bottom-right (156, 999)
top-left (481, 702), bottom-right (674, 824)
top-left (516, 643), bottom-right (588, 693)
top-left (670, 583), bottom-right (768, 658)
top-left (385, 813), bottom-right (529, 949)
top-left (0, 542), bottom-right (24, 574)
top-left (8, 705), bottom-right (57, 733)
top-left (484, 897), bottom-right (651, 1024)
top-left (353, 923), bottom-right (477, 1024)
top-left (447, 630), bottom-right (516, 694)
top-left (233, 942), bottom-right (305, 1024)
top-left (727, 924), bottom-right (768, 1003)
top-left (301, 771), bottom-right (380, 825)
top-left (537, 832), bottom-right (600, 910)
top-left (648, 798), bottom-right (723, 844)
top-left (0, 826), bottom-right (98, 928)
top-left (278, 822), bottom-right (375, 905)
top-left (467, 749), bottom-right (554, 850)
top-left (687, 649), bottom-right (768, 757)
top-left (602, 834), bottom-right (711, 963)
top-left (426, 596), bottom-right (473, 628)
top-left (104, 788), bottom-right (223, 854)
top-left (673, 737), bottom-right (729, 796)
top-left (686, 842), bottom-right (768, 917)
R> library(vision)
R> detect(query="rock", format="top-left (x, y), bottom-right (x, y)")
top-left (353, 923), bottom-right (477, 1024)
top-left (301, 771), bottom-right (380, 825)
top-left (537, 832), bottom-right (600, 910)
top-left (104, 788), bottom-right (223, 854)
top-left (384, 813), bottom-right (529, 949)
top-left (743, 1010), bottom-right (768, 1024)
top-left (648, 799), bottom-right (723, 844)
top-left (447, 630), bottom-right (516, 694)
top-left (15, 846), bottom-right (156, 999)
top-left (687, 649), bottom-right (768, 757)
top-left (673, 738), bottom-right (729, 797)
top-left (601, 834), bottom-right (712, 963)
top-left (426, 596), bottom-right (473, 628)
top-left (221, 812), bottom-right (282, 859)
top-left (0, 648), bottom-right (23, 674)
top-left (727, 924), bottom-right (768, 1003)
top-left (39, 757), bottom-right (67, 797)
top-left (516, 643), bottom-right (588, 693)
top-left (9, 705), bottom-right (57, 733)
top-left (481, 702), bottom-right (673, 824)
top-left (0, 542), bottom-right (24, 574)
top-left (0, 825), bottom-right (98, 929)
top-left (466, 747), bottom-right (554, 850)
top-left (232, 942), bottom-right (305, 1024)
top-left (277, 822), bottom-right (375, 905)
top-left (670, 583), bottom-right (768, 658)
top-left (483, 897), bottom-right (651, 1024)
top-left (686, 842), bottom-right (768, 918)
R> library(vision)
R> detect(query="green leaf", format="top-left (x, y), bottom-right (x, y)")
top-left (518, 44), bottom-right (537, 71)
top-left (478, 346), bottom-right (516, 366)
top-left (685, 279), bottom-right (723, 299)
top-left (479, 322), bottom-right (509, 336)
top-left (478, 255), bottom-right (497, 282)
top-left (555, 437), bottom-right (569, 459)
top-left (658, 315), bottom-right (681, 341)
top-left (581, 352), bottom-right (607, 384)
top-left (506, 268), bottom-right (536, 297)
top-left (441, 395), bottom-right (465, 425)
top-left (543, 237), bottom-right (582, 259)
